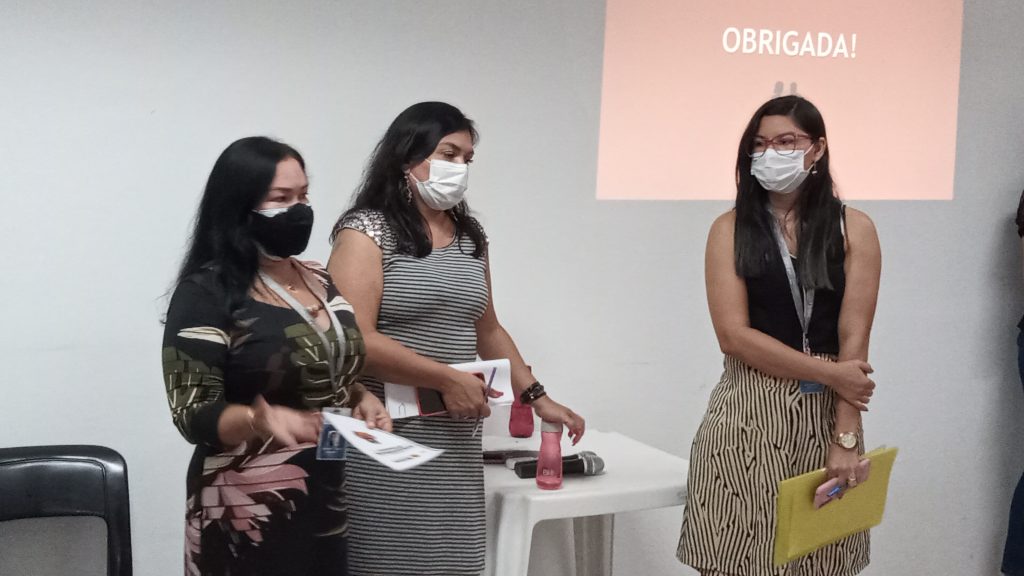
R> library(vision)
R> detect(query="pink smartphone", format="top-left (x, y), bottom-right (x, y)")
top-left (813, 459), bottom-right (872, 509)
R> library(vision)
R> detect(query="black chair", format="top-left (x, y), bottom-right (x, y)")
top-left (0, 445), bottom-right (132, 576)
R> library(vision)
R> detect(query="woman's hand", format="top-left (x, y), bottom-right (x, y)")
top-left (824, 360), bottom-right (875, 411)
top-left (251, 395), bottom-right (321, 447)
top-left (440, 371), bottom-right (502, 419)
top-left (826, 443), bottom-right (865, 495)
top-left (353, 391), bottom-right (393, 432)
top-left (531, 396), bottom-right (586, 445)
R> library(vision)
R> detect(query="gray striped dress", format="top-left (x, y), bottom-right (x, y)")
top-left (338, 209), bottom-right (489, 576)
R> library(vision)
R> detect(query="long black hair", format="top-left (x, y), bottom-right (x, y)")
top-left (332, 101), bottom-right (486, 258)
top-left (175, 136), bottom-right (305, 314)
top-left (734, 95), bottom-right (842, 290)
top-left (1016, 188), bottom-right (1024, 237)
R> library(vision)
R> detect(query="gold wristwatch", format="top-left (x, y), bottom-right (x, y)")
top-left (835, 432), bottom-right (858, 450)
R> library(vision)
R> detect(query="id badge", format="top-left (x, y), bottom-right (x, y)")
top-left (317, 407), bottom-right (351, 461)
top-left (799, 339), bottom-right (824, 393)
top-left (799, 380), bottom-right (825, 394)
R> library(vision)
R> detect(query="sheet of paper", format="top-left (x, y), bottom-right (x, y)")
top-left (384, 358), bottom-right (513, 419)
top-left (321, 412), bottom-right (443, 471)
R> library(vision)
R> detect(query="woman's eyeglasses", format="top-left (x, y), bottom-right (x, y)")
top-left (748, 133), bottom-right (814, 158)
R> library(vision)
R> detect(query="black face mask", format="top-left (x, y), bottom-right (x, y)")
top-left (250, 203), bottom-right (314, 258)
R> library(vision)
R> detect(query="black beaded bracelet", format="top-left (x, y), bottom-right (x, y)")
top-left (520, 381), bottom-right (547, 405)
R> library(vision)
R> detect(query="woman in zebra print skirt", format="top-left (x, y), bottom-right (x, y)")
top-left (678, 95), bottom-right (881, 576)
top-left (327, 101), bottom-right (585, 576)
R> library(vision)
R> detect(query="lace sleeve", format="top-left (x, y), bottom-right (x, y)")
top-left (335, 209), bottom-right (396, 252)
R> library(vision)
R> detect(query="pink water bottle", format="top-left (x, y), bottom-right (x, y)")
top-left (536, 421), bottom-right (563, 490)
top-left (508, 397), bottom-right (535, 438)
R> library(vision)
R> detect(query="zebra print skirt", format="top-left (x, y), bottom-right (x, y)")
top-left (677, 355), bottom-right (869, 576)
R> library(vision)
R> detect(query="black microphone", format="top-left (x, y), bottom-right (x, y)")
top-left (513, 451), bottom-right (606, 479)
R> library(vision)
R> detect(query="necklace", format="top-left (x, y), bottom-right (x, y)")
top-left (771, 209), bottom-right (799, 252)
top-left (267, 272), bottom-right (323, 316)
top-left (287, 280), bottom-right (323, 316)
top-left (771, 206), bottom-right (793, 223)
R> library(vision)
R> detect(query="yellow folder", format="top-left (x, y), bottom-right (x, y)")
top-left (774, 446), bottom-right (898, 566)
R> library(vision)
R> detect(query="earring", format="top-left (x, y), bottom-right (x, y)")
top-left (811, 163), bottom-right (818, 176)
top-left (402, 173), bottom-right (413, 204)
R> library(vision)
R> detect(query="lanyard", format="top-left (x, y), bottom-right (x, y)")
top-left (767, 209), bottom-right (814, 354)
top-left (258, 269), bottom-right (344, 388)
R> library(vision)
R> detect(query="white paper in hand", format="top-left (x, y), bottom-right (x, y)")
top-left (321, 412), bottom-right (443, 471)
top-left (454, 359), bottom-right (514, 407)
top-left (384, 358), bottom-right (513, 419)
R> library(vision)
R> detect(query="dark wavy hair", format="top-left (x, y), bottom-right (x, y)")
top-left (175, 136), bottom-right (305, 314)
top-left (734, 95), bottom-right (843, 290)
top-left (332, 101), bottom-right (486, 258)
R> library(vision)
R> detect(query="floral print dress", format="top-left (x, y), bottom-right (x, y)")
top-left (162, 261), bottom-right (365, 576)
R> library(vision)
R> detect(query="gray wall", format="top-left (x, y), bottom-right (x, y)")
top-left (0, 1), bottom-right (1021, 574)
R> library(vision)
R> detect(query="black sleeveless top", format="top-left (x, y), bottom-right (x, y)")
top-left (745, 208), bottom-right (846, 355)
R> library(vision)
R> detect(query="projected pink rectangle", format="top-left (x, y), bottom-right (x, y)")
top-left (596, 0), bottom-right (964, 200)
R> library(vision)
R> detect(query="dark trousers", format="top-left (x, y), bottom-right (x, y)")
top-left (1003, 329), bottom-right (1024, 575)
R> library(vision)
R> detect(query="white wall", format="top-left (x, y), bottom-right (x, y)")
top-left (1, 1), bottom-right (1022, 574)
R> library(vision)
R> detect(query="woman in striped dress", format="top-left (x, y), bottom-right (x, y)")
top-left (327, 101), bottom-right (586, 576)
top-left (677, 96), bottom-right (881, 576)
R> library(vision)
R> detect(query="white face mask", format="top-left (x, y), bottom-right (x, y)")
top-left (751, 148), bottom-right (810, 194)
top-left (410, 159), bottom-right (469, 211)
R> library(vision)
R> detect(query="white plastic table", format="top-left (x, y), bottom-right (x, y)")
top-left (482, 430), bottom-right (688, 576)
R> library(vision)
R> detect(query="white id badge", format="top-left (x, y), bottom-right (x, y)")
top-left (317, 407), bottom-right (352, 461)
